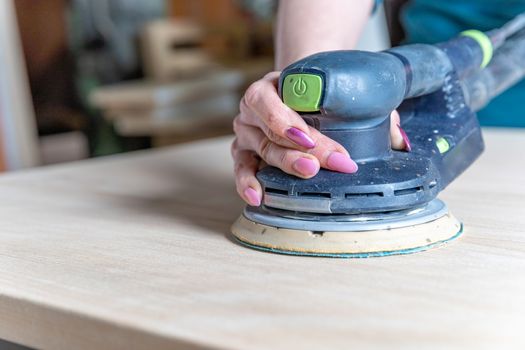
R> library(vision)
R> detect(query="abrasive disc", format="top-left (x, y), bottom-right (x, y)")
top-left (231, 199), bottom-right (462, 258)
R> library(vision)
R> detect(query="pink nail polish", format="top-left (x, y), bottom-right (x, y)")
top-left (327, 152), bottom-right (358, 173)
top-left (286, 127), bottom-right (315, 149)
top-left (397, 124), bottom-right (412, 152)
top-left (293, 158), bottom-right (319, 177)
top-left (243, 187), bottom-right (261, 206)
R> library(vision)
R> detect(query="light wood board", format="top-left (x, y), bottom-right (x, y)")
top-left (89, 70), bottom-right (243, 110)
top-left (0, 129), bottom-right (524, 350)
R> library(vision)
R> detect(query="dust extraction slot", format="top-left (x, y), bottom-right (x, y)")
top-left (265, 187), bottom-right (288, 196)
top-left (345, 192), bottom-right (384, 198)
top-left (297, 192), bottom-right (332, 198)
top-left (394, 186), bottom-right (423, 196)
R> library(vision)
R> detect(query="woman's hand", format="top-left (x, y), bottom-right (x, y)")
top-left (231, 71), bottom-right (409, 206)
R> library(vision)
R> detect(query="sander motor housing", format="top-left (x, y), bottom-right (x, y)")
top-left (256, 35), bottom-right (487, 216)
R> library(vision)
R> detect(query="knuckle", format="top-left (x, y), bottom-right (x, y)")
top-left (244, 82), bottom-right (262, 107)
top-left (233, 150), bottom-right (260, 176)
top-left (234, 161), bottom-right (245, 175)
top-left (278, 149), bottom-right (289, 167)
top-left (309, 141), bottom-right (343, 161)
top-left (265, 111), bottom-right (279, 127)
top-left (239, 97), bottom-right (249, 115)
top-left (258, 138), bottom-right (273, 161)
top-left (263, 71), bottom-right (274, 79)
top-left (265, 126), bottom-right (279, 142)
top-left (263, 71), bottom-right (280, 81)
top-left (232, 115), bottom-right (241, 134)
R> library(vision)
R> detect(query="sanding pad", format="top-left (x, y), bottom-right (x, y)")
top-left (231, 200), bottom-right (462, 258)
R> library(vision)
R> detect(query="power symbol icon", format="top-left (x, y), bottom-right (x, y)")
top-left (292, 78), bottom-right (308, 96)
top-left (282, 74), bottom-right (321, 111)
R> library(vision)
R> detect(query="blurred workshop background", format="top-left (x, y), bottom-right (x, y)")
top-left (0, 0), bottom-right (395, 172)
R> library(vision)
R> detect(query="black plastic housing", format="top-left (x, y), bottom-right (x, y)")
top-left (258, 49), bottom-right (484, 214)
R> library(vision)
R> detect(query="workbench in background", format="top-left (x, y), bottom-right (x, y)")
top-left (0, 129), bottom-right (524, 349)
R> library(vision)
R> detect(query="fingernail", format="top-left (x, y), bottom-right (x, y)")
top-left (327, 152), bottom-right (358, 173)
top-left (286, 127), bottom-right (315, 149)
top-left (243, 187), bottom-right (261, 206)
top-left (293, 157), bottom-right (319, 177)
top-left (397, 124), bottom-right (412, 152)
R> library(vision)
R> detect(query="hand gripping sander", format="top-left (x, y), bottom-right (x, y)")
top-left (232, 15), bottom-right (525, 257)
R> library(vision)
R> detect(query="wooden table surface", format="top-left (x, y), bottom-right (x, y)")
top-left (0, 129), bottom-right (524, 350)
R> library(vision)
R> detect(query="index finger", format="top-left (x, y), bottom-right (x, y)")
top-left (242, 72), bottom-right (315, 147)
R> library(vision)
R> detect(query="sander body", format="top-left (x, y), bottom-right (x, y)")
top-left (232, 16), bottom-right (525, 257)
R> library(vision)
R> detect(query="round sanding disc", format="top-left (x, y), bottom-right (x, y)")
top-left (231, 207), bottom-right (462, 258)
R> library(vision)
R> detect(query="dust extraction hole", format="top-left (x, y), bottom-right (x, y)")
top-left (298, 192), bottom-right (331, 198)
top-left (265, 187), bottom-right (288, 196)
top-left (394, 186), bottom-right (423, 196)
top-left (345, 192), bottom-right (384, 198)
top-left (311, 231), bottom-right (324, 237)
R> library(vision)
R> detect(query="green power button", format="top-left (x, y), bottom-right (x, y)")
top-left (282, 73), bottom-right (323, 112)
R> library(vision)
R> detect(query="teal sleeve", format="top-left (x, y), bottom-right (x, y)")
top-left (400, 0), bottom-right (525, 127)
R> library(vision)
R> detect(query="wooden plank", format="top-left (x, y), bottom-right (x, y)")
top-left (140, 19), bottom-right (216, 81)
top-left (90, 70), bottom-right (244, 110)
top-left (104, 92), bottom-right (238, 121)
top-left (0, 129), bottom-right (524, 349)
top-left (109, 93), bottom-right (238, 137)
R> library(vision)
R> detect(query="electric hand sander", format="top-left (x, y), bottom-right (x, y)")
top-left (232, 14), bottom-right (525, 257)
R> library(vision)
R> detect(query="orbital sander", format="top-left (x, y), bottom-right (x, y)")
top-left (232, 14), bottom-right (525, 257)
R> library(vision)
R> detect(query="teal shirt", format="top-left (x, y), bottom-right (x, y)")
top-left (400, 0), bottom-right (525, 127)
